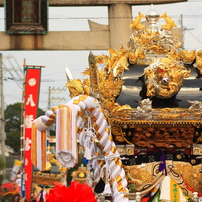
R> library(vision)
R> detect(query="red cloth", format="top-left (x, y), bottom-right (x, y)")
top-left (141, 197), bottom-right (149, 202)
top-left (46, 181), bottom-right (97, 202)
top-left (0, 182), bottom-right (20, 196)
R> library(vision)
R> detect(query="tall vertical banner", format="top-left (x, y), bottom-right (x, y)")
top-left (24, 67), bottom-right (42, 201)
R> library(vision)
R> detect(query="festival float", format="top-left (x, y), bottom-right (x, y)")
top-left (31, 152), bottom-right (68, 200)
top-left (31, 5), bottom-right (202, 202)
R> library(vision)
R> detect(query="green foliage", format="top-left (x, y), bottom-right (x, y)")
top-left (128, 183), bottom-right (137, 193)
top-left (0, 195), bottom-right (17, 202)
top-left (37, 107), bottom-right (45, 117)
top-left (5, 103), bottom-right (22, 133)
top-left (0, 155), bottom-right (5, 183)
top-left (0, 154), bottom-right (5, 170)
top-left (4, 102), bottom-right (45, 154)
top-left (5, 131), bottom-right (20, 155)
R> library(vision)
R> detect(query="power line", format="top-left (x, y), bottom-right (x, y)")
top-left (187, 30), bottom-right (202, 46)
top-left (43, 68), bottom-right (86, 77)
top-left (0, 15), bottom-right (202, 20)
top-left (50, 15), bottom-right (202, 19)
top-left (3, 64), bottom-right (23, 89)
top-left (6, 57), bottom-right (24, 81)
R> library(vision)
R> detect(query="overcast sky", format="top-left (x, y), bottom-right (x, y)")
top-left (0, 0), bottom-right (202, 111)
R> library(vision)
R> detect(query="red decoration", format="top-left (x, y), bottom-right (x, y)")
top-left (24, 67), bottom-right (41, 201)
top-left (0, 182), bottom-right (20, 196)
top-left (46, 181), bottom-right (97, 202)
top-left (184, 180), bottom-right (202, 197)
top-left (158, 68), bottom-right (164, 72)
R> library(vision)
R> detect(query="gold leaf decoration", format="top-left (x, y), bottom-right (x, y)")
top-left (82, 68), bottom-right (90, 76)
top-left (65, 79), bottom-right (84, 97)
top-left (161, 12), bottom-right (177, 31)
top-left (129, 12), bottom-right (145, 31)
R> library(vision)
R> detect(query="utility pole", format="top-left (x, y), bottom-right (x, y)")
top-left (180, 14), bottom-right (184, 49)
top-left (0, 54), bottom-right (6, 183)
top-left (48, 86), bottom-right (51, 110)
top-left (47, 86), bottom-right (66, 110)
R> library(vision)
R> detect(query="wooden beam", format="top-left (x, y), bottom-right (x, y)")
top-left (0, 0), bottom-right (187, 7)
top-left (48, 0), bottom-right (188, 6)
top-left (0, 30), bottom-right (110, 50)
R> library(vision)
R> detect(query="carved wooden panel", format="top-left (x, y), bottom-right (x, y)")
top-left (5, 0), bottom-right (48, 34)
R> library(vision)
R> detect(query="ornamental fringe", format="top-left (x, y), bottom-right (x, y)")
top-left (32, 123), bottom-right (47, 171)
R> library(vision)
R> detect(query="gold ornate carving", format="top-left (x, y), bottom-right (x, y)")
top-left (48, 154), bottom-right (68, 174)
top-left (130, 12), bottom-right (145, 31)
top-left (195, 50), bottom-right (202, 74)
top-left (65, 79), bottom-right (90, 98)
top-left (132, 127), bottom-right (195, 148)
top-left (124, 161), bottom-right (202, 196)
top-left (142, 58), bottom-right (191, 98)
top-left (89, 52), bottom-right (99, 98)
top-left (125, 162), bottom-right (163, 192)
top-left (71, 166), bottom-right (89, 184)
top-left (33, 172), bottom-right (65, 186)
top-left (178, 49), bottom-right (196, 63)
top-left (126, 166), bottom-right (154, 185)
top-left (33, 154), bottom-right (67, 186)
top-left (173, 162), bottom-right (202, 195)
top-left (160, 12), bottom-right (177, 31)
top-left (111, 125), bottom-right (125, 143)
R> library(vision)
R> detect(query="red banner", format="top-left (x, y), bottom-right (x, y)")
top-left (24, 67), bottom-right (41, 201)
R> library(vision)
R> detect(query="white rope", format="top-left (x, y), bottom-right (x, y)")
top-left (83, 116), bottom-right (98, 160)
